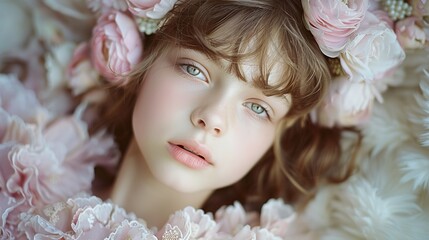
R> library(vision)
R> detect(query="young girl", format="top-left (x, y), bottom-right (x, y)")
top-left (94, 0), bottom-right (353, 228)
top-left (0, 0), bottom-right (360, 238)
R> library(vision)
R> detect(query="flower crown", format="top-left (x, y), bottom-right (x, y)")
top-left (73, 0), bottom-right (428, 127)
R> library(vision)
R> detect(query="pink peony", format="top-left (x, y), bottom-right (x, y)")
top-left (302, 0), bottom-right (368, 57)
top-left (339, 12), bottom-right (405, 82)
top-left (91, 10), bottom-right (143, 84)
top-left (395, 17), bottom-right (427, 49)
top-left (126, 0), bottom-right (177, 19)
top-left (67, 42), bottom-right (101, 95)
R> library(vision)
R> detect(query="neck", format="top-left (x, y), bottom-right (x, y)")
top-left (109, 138), bottom-right (212, 228)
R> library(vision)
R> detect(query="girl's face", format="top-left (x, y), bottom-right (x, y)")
top-left (132, 47), bottom-right (290, 193)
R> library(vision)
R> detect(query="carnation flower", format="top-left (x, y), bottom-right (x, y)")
top-left (91, 10), bottom-right (143, 84)
top-left (19, 196), bottom-right (149, 239)
top-left (157, 206), bottom-right (218, 239)
top-left (302, 0), bottom-right (368, 57)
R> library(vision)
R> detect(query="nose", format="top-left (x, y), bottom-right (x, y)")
top-left (191, 104), bottom-right (227, 136)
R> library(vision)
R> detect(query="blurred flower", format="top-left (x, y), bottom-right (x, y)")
top-left (259, 199), bottom-right (295, 238)
top-left (0, 74), bottom-right (51, 126)
top-left (91, 10), bottom-right (143, 84)
top-left (340, 12), bottom-right (405, 82)
top-left (215, 201), bottom-right (247, 235)
top-left (411, 0), bottom-right (429, 21)
top-left (44, 0), bottom-right (94, 21)
top-left (395, 17), bottom-right (427, 49)
top-left (0, 0), bottom-right (32, 55)
top-left (126, 0), bottom-right (177, 19)
top-left (33, 2), bottom-right (93, 45)
top-left (314, 76), bottom-right (374, 127)
top-left (87, 0), bottom-right (129, 12)
top-left (302, 0), bottom-right (368, 57)
top-left (45, 42), bottom-right (76, 90)
top-left (67, 42), bottom-right (101, 95)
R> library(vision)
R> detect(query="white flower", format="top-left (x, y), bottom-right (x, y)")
top-left (340, 12), bottom-right (405, 82)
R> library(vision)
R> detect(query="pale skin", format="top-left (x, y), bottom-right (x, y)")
top-left (109, 47), bottom-right (291, 228)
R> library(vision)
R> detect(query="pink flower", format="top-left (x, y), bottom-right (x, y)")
top-left (313, 76), bottom-right (374, 127)
top-left (340, 12), bottom-right (405, 82)
top-left (302, 0), bottom-right (368, 57)
top-left (395, 17), bottom-right (427, 49)
top-left (0, 90), bottom-right (119, 235)
top-left (19, 196), bottom-right (148, 239)
top-left (91, 10), bottom-right (143, 84)
top-left (260, 199), bottom-right (295, 238)
top-left (158, 206), bottom-right (218, 239)
top-left (126, 0), bottom-right (177, 19)
top-left (215, 201), bottom-right (247, 235)
top-left (0, 74), bottom-right (51, 126)
top-left (67, 42), bottom-right (101, 95)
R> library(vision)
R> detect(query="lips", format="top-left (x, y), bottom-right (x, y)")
top-left (177, 145), bottom-right (206, 159)
top-left (167, 140), bottom-right (213, 169)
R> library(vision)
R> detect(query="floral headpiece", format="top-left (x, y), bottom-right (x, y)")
top-left (62, 0), bottom-right (429, 127)
top-left (303, 0), bottom-right (429, 127)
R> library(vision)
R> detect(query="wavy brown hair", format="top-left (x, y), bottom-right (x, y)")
top-left (94, 0), bottom-right (357, 212)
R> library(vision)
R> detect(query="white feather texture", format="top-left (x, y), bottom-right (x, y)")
top-left (296, 51), bottom-right (429, 239)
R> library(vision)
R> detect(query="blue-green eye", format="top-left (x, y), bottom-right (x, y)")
top-left (244, 102), bottom-right (269, 118)
top-left (250, 103), bottom-right (266, 114)
top-left (180, 64), bottom-right (206, 81)
top-left (186, 65), bottom-right (200, 76)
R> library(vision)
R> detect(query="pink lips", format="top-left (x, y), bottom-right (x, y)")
top-left (167, 140), bottom-right (213, 169)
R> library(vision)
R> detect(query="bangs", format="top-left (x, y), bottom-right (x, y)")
top-left (153, 0), bottom-right (329, 117)
top-left (157, 0), bottom-right (298, 97)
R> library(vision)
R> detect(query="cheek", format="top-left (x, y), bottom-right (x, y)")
top-left (217, 124), bottom-right (275, 185)
top-left (133, 74), bottom-right (189, 127)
